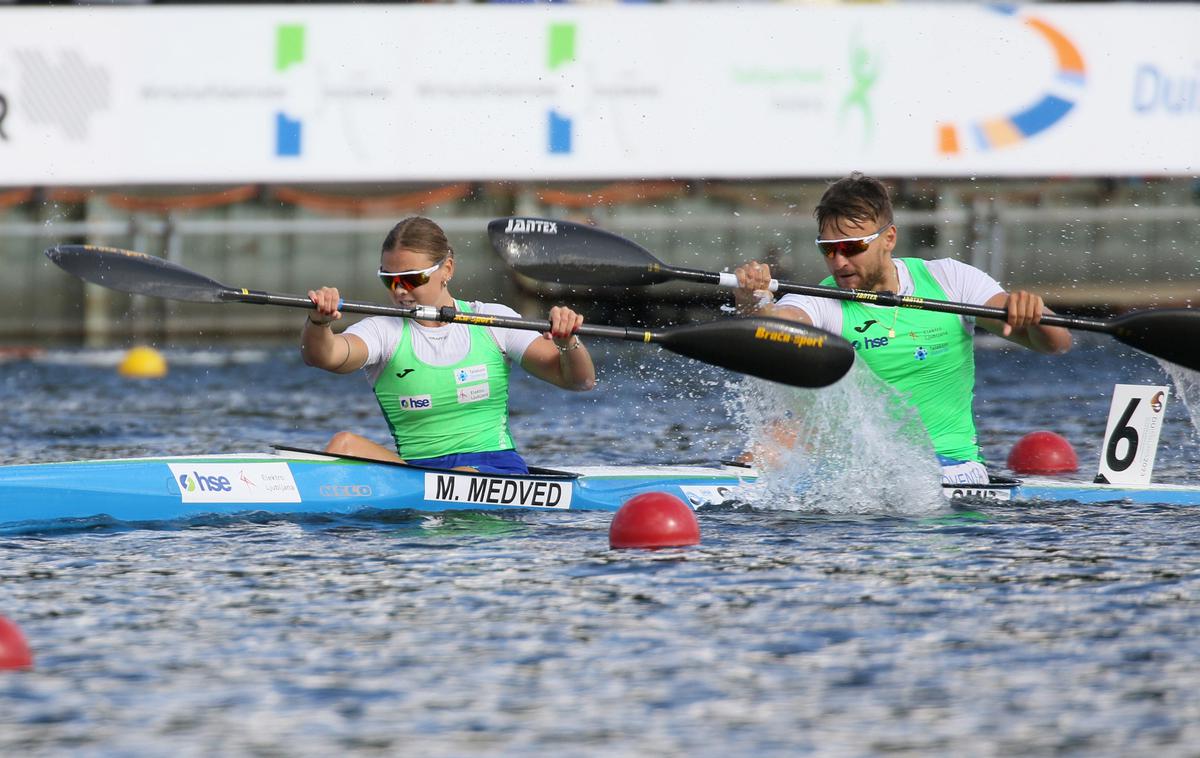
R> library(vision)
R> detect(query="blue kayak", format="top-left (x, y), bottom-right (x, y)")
top-left (0, 446), bottom-right (756, 527)
top-left (4, 446), bottom-right (1199, 529)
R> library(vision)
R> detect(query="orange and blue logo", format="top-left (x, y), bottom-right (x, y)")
top-left (938, 6), bottom-right (1086, 156)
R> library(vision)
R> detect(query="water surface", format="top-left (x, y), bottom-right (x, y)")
top-left (2, 338), bottom-right (1198, 756)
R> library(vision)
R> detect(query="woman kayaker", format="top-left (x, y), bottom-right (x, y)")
top-left (302, 216), bottom-right (595, 474)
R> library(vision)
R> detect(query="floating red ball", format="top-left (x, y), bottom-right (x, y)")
top-left (0, 616), bottom-right (32, 671)
top-left (1007, 430), bottom-right (1079, 475)
top-left (609, 492), bottom-right (701, 549)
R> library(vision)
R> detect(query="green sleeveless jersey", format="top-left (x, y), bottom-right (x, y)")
top-left (829, 259), bottom-right (983, 463)
top-left (372, 300), bottom-right (515, 459)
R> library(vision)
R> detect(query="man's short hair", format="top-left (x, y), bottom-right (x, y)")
top-left (815, 172), bottom-right (894, 235)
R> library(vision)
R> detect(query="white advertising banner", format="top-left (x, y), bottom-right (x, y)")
top-left (0, 4), bottom-right (1196, 184)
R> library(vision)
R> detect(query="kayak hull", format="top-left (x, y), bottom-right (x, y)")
top-left (4, 449), bottom-right (1200, 528)
top-left (0, 449), bottom-right (755, 527)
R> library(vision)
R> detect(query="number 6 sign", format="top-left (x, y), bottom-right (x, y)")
top-left (1094, 384), bottom-right (1170, 485)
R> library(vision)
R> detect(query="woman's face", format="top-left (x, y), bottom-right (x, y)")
top-left (379, 247), bottom-right (453, 306)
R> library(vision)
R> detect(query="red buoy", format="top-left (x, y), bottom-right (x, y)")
top-left (609, 492), bottom-right (701, 549)
top-left (0, 616), bottom-right (32, 670)
top-left (1007, 430), bottom-right (1079, 475)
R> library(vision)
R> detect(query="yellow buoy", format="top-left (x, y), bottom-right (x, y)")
top-left (118, 345), bottom-right (168, 379)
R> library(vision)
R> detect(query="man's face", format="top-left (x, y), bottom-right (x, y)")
top-left (817, 216), bottom-right (896, 291)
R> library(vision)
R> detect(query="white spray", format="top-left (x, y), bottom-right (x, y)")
top-left (732, 359), bottom-right (946, 515)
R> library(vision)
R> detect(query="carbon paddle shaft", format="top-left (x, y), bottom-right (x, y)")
top-left (657, 266), bottom-right (1200, 371)
top-left (224, 290), bottom-right (854, 388)
top-left (489, 217), bottom-right (1200, 372)
top-left (42, 245), bottom-right (855, 388)
top-left (224, 288), bottom-right (649, 340)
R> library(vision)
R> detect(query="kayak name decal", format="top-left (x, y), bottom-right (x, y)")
top-left (424, 472), bottom-right (573, 509)
top-left (754, 326), bottom-right (826, 349)
top-left (503, 218), bottom-right (558, 235)
top-left (943, 486), bottom-right (1012, 501)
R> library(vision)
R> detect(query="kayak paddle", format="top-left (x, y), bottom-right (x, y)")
top-left (45, 243), bottom-right (855, 389)
top-left (489, 216), bottom-right (1200, 372)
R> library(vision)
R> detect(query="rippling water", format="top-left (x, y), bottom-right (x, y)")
top-left (3, 337), bottom-right (1199, 755)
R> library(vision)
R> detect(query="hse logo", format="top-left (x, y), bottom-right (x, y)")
top-left (178, 472), bottom-right (232, 493)
top-left (754, 326), bottom-right (827, 348)
top-left (274, 24), bottom-right (305, 157)
top-left (397, 394), bottom-right (433, 411)
top-left (851, 335), bottom-right (889, 351)
top-left (937, 7), bottom-right (1086, 156)
top-left (504, 218), bottom-right (558, 235)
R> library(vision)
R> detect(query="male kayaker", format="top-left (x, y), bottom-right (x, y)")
top-left (732, 172), bottom-right (1072, 484)
top-left (303, 216), bottom-right (595, 474)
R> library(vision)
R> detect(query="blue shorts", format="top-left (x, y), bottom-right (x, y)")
top-left (406, 450), bottom-right (530, 475)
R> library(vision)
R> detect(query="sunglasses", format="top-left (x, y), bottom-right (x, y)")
top-left (815, 223), bottom-right (893, 258)
top-left (377, 260), bottom-right (444, 292)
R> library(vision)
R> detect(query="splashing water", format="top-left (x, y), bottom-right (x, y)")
top-left (733, 361), bottom-right (945, 515)
top-left (1160, 360), bottom-right (1200, 439)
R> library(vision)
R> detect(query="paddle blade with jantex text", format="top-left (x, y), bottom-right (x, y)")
top-left (660, 317), bottom-right (855, 388)
top-left (488, 217), bottom-right (675, 286)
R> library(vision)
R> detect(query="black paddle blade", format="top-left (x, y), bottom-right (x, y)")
top-left (46, 245), bottom-right (232, 303)
top-left (1109, 308), bottom-right (1200, 371)
top-left (488, 217), bottom-right (674, 286)
top-left (658, 317), bottom-right (855, 388)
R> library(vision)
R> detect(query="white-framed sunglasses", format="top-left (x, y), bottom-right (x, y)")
top-left (815, 223), bottom-right (894, 258)
top-left (377, 260), bottom-right (444, 291)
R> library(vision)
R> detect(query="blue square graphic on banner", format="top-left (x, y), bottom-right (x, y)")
top-left (275, 113), bottom-right (302, 157)
top-left (548, 110), bottom-right (572, 154)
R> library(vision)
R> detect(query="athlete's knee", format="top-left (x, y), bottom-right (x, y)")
top-left (325, 431), bottom-right (360, 455)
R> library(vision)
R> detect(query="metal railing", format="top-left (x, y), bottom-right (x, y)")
top-left (2, 201), bottom-right (1196, 344)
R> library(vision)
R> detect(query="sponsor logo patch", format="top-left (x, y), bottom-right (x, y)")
top-left (168, 463), bottom-right (301, 504)
top-left (454, 365), bottom-right (489, 385)
top-left (457, 384), bottom-right (490, 404)
top-left (397, 394), bottom-right (433, 411)
top-left (851, 335), bottom-right (889, 351)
